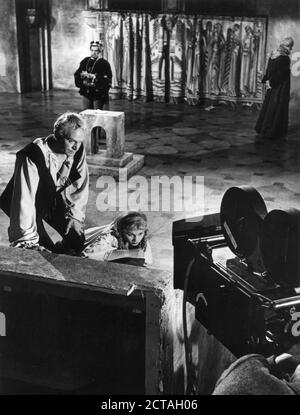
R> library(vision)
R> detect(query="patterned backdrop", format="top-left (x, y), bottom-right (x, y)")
top-left (97, 12), bottom-right (267, 104)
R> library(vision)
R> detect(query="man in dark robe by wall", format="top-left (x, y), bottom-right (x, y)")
top-left (255, 37), bottom-right (294, 139)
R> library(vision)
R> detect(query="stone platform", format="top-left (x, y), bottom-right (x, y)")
top-left (87, 153), bottom-right (144, 179)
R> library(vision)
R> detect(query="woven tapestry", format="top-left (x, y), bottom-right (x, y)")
top-left (99, 12), bottom-right (267, 104)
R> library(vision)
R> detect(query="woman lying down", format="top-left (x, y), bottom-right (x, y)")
top-left (81, 211), bottom-right (152, 267)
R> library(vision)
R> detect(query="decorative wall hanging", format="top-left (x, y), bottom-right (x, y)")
top-left (90, 11), bottom-right (267, 105)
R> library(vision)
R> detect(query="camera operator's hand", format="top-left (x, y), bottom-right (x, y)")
top-left (268, 351), bottom-right (300, 376)
top-left (286, 342), bottom-right (300, 357)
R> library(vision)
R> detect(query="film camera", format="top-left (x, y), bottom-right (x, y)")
top-left (173, 186), bottom-right (300, 357)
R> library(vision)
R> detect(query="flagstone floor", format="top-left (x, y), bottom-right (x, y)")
top-left (0, 90), bottom-right (299, 272)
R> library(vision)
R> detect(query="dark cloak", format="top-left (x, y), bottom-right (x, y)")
top-left (255, 55), bottom-right (291, 139)
top-left (74, 57), bottom-right (112, 101)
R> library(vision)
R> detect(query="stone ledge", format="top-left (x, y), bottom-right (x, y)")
top-left (88, 154), bottom-right (144, 180)
top-left (86, 151), bottom-right (133, 168)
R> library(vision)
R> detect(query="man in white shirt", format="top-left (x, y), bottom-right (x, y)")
top-left (0, 112), bottom-right (89, 254)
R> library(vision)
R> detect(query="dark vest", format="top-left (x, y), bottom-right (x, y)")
top-left (0, 137), bottom-right (84, 219)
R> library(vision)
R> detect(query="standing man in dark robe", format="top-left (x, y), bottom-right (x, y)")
top-left (255, 37), bottom-right (294, 139)
top-left (74, 41), bottom-right (112, 111)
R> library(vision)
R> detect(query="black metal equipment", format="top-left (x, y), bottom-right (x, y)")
top-left (261, 209), bottom-right (300, 288)
top-left (173, 186), bottom-right (300, 357)
top-left (220, 186), bottom-right (267, 259)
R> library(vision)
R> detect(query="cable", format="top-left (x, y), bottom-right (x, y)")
top-left (182, 252), bottom-right (196, 395)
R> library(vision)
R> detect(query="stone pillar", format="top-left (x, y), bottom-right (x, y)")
top-left (80, 109), bottom-right (144, 179)
top-left (81, 109), bottom-right (125, 158)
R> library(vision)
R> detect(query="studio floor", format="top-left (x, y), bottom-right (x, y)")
top-left (0, 90), bottom-right (299, 271)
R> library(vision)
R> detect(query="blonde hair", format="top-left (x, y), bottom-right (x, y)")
top-left (112, 212), bottom-right (148, 250)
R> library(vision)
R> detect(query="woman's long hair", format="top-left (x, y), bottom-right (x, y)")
top-left (111, 212), bottom-right (148, 251)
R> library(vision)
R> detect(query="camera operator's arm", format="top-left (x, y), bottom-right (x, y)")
top-left (268, 342), bottom-right (300, 390)
top-left (267, 353), bottom-right (300, 374)
top-left (213, 354), bottom-right (300, 395)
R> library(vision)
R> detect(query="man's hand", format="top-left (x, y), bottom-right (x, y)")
top-left (12, 241), bottom-right (51, 253)
top-left (63, 218), bottom-right (85, 254)
top-left (65, 218), bottom-right (83, 237)
top-left (32, 245), bottom-right (52, 253)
